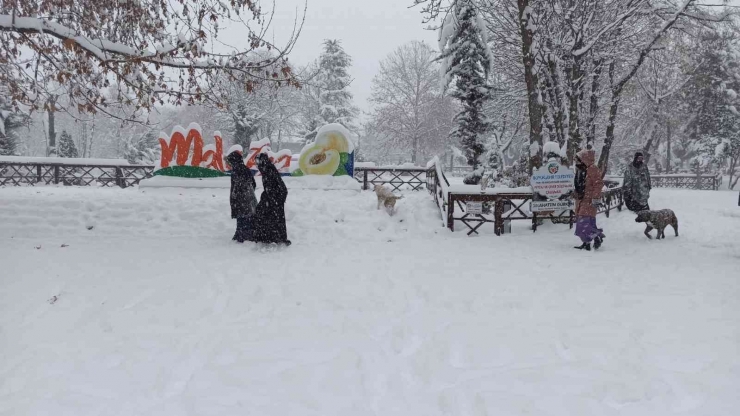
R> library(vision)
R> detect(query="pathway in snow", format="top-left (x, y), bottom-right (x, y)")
top-left (0, 186), bottom-right (738, 416)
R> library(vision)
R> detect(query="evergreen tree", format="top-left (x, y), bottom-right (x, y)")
top-left (0, 114), bottom-right (17, 156)
top-left (680, 30), bottom-right (740, 188)
top-left (0, 128), bottom-right (16, 156)
top-left (57, 130), bottom-right (79, 158)
top-left (439, 0), bottom-right (492, 170)
top-left (123, 130), bottom-right (160, 164)
top-left (0, 94), bottom-right (27, 156)
top-left (232, 103), bottom-right (261, 148)
top-left (318, 40), bottom-right (358, 131)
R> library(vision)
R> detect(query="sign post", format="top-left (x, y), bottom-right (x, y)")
top-left (466, 202), bottom-right (483, 215)
top-left (530, 160), bottom-right (575, 229)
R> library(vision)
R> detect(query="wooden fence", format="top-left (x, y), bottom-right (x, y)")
top-left (0, 161), bottom-right (431, 191)
top-left (0, 161), bottom-right (154, 188)
top-left (427, 158), bottom-right (624, 236)
top-left (354, 166), bottom-right (428, 191)
top-left (651, 174), bottom-right (722, 190)
top-left (607, 173), bottom-right (722, 191)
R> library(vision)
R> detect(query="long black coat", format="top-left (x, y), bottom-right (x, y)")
top-left (251, 154), bottom-right (289, 244)
top-left (225, 152), bottom-right (258, 219)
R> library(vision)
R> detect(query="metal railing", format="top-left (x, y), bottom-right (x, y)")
top-left (0, 161), bottom-right (154, 188)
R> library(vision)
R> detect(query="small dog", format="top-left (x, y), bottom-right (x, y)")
top-left (374, 185), bottom-right (403, 215)
top-left (635, 209), bottom-right (679, 240)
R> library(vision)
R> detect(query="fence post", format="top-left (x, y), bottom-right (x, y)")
top-left (53, 165), bottom-right (60, 184)
top-left (115, 167), bottom-right (124, 188)
top-left (447, 194), bottom-right (454, 232)
top-left (36, 165), bottom-right (42, 183)
top-left (363, 169), bottom-right (368, 190)
top-left (433, 170), bottom-right (437, 196)
top-left (494, 199), bottom-right (504, 236)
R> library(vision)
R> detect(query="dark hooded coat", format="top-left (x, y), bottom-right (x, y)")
top-left (251, 153), bottom-right (290, 244)
top-left (623, 152), bottom-right (651, 211)
top-left (225, 151), bottom-right (258, 219)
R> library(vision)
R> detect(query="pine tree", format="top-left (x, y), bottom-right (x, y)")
top-left (439, 0), bottom-right (492, 170)
top-left (318, 40), bottom-right (358, 131)
top-left (57, 130), bottom-right (79, 158)
top-left (232, 103), bottom-right (261, 148)
top-left (0, 128), bottom-right (16, 156)
top-left (0, 94), bottom-right (26, 156)
top-left (680, 30), bottom-right (740, 188)
top-left (123, 130), bottom-right (160, 164)
top-left (0, 114), bottom-right (17, 155)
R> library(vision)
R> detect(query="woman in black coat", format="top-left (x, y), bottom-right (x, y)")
top-left (251, 153), bottom-right (291, 245)
top-left (225, 150), bottom-right (258, 242)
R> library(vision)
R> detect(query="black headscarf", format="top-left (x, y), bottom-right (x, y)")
top-left (574, 156), bottom-right (587, 200)
top-left (633, 151), bottom-right (644, 168)
top-left (225, 151), bottom-right (257, 219)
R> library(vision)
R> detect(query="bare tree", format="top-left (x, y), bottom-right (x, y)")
top-left (368, 41), bottom-right (455, 164)
top-left (0, 0), bottom-right (304, 121)
top-left (413, 0), bottom-right (729, 176)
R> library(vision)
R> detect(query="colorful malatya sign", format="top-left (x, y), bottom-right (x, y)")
top-left (154, 123), bottom-right (354, 178)
top-left (245, 138), bottom-right (293, 176)
top-left (155, 123), bottom-right (226, 178)
top-left (293, 123), bottom-right (354, 177)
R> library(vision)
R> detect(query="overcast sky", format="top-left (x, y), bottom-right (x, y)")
top-left (231, 0), bottom-right (437, 114)
top-left (228, 0), bottom-right (740, 114)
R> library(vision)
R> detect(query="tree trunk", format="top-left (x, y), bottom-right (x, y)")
top-left (517, 0), bottom-right (543, 174)
top-left (545, 56), bottom-right (566, 146)
top-left (47, 95), bottom-right (56, 156)
top-left (412, 135), bottom-right (418, 164)
top-left (596, 0), bottom-right (695, 177)
top-left (643, 104), bottom-right (661, 165)
top-left (597, 62), bottom-right (618, 174)
top-left (565, 58), bottom-right (584, 161)
top-left (666, 121), bottom-right (672, 173)
top-left (586, 59), bottom-right (603, 147)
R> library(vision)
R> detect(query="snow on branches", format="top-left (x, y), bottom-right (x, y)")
top-left (438, 0), bottom-right (493, 169)
top-left (0, 0), bottom-right (303, 119)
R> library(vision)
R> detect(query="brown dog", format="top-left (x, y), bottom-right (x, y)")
top-left (635, 209), bottom-right (679, 240)
top-left (374, 185), bottom-right (403, 215)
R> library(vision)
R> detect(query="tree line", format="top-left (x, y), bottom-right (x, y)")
top-left (1, 0), bottom-right (739, 188)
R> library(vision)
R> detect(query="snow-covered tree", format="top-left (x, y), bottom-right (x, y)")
top-left (0, 0), bottom-right (302, 119)
top-left (57, 130), bottom-right (78, 158)
top-left (122, 130), bottom-right (160, 165)
top-left (294, 62), bottom-right (325, 144)
top-left (0, 93), bottom-right (29, 155)
top-left (415, 0), bottom-right (721, 175)
top-left (438, 0), bottom-right (492, 170)
top-left (317, 40), bottom-right (359, 131)
top-left (369, 41), bottom-right (455, 164)
top-left (678, 30), bottom-right (740, 188)
top-left (232, 103), bottom-right (262, 148)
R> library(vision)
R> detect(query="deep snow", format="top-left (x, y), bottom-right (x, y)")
top-left (0, 186), bottom-right (738, 416)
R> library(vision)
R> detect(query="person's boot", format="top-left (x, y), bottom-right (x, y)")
top-left (594, 236), bottom-right (603, 250)
top-left (574, 242), bottom-right (591, 251)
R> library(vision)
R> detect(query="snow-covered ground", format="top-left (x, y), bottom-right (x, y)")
top-left (1, 185), bottom-right (738, 416)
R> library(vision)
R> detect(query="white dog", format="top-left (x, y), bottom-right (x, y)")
top-left (374, 185), bottom-right (403, 215)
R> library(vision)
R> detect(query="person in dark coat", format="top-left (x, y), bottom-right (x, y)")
top-left (573, 149), bottom-right (605, 251)
top-left (251, 153), bottom-right (291, 245)
top-left (623, 151), bottom-right (651, 212)
top-left (225, 150), bottom-right (258, 243)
